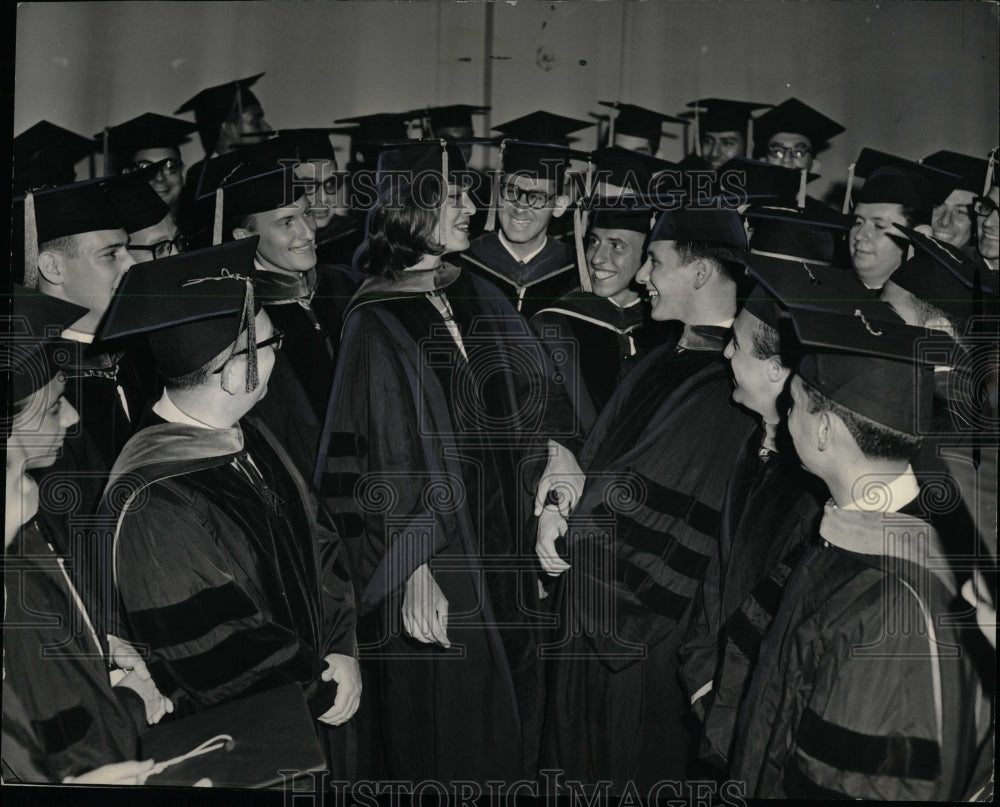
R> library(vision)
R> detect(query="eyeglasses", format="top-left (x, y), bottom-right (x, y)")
top-left (128, 235), bottom-right (187, 260)
top-left (500, 184), bottom-right (555, 209)
top-left (766, 144), bottom-right (812, 161)
top-left (211, 328), bottom-right (285, 374)
top-left (304, 175), bottom-right (344, 196)
top-left (123, 158), bottom-right (184, 177)
top-left (972, 196), bottom-right (999, 217)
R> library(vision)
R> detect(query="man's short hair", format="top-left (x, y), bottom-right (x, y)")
top-left (674, 240), bottom-right (747, 287)
top-left (803, 380), bottom-right (922, 461)
top-left (163, 339), bottom-right (235, 391)
top-left (750, 318), bottom-right (781, 361)
top-left (38, 234), bottom-right (80, 259)
top-left (224, 213), bottom-right (258, 241)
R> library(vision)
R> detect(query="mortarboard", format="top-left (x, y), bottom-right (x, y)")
top-left (99, 161), bottom-right (173, 235)
top-left (649, 203), bottom-right (748, 251)
top-left (175, 73), bottom-right (266, 153)
top-left (6, 287), bottom-right (90, 402)
top-left (574, 194), bottom-right (656, 291)
top-left (197, 161), bottom-right (306, 245)
top-left (13, 121), bottom-right (96, 195)
top-left (715, 156), bottom-right (817, 209)
top-left (685, 98), bottom-right (772, 133)
top-left (492, 111), bottom-right (594, 146)
top-left (98, 112), bottom-right (198, 167)
top-left (889, 224), bottom-right (995, 320)
top-left (418, 104), bottom-right (490, 135)
top-left (597, 101), bottom-right (687, 147)
top-left (252, 128), bottom-right (340, 164)
top-left (789, 304), bottom-right (941, 436)
top-left (752, 98), bottom-right (845, 153)
top-left (844, 147), bottom-right (961, 214)
top-left (589, 146), bottom-right (677, 195)
top-left (334, 112), bottom-right (418, 144)
top-left (921, 150), bottom-right (991, 195)
top-left (100, 238), bottom-right (264, 388)
top-left (746, 204), bottom-right (852, 265)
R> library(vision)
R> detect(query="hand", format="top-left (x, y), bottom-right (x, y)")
top-left (115, 669), bottom-right (174, 725)
top-left (536, 507), bottom-right (570, 577)
top-left (63, 759), bottom-right (155, 785)
top-left (107, 635), bottom-right (151, 679)
top-left (533, 440), bottom-right (585, 518)
top-left (402, 563), bottom-right (450, 647)
top-left (317, 653), bottom-right (362, 726)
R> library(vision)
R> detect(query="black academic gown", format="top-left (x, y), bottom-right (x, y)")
top-left (540, 326), bottom-right (756, 791)
top-left (100, 414), bottom-right (358, 774)
top-left (314, 263), bottom-right (578, 784)
top-left (455, 232), bottom-right (578, 320)
top-left (530, 290), bottom-right (680, 435)
top-left (677, 426), bottom-right (826, 770)
top-left (729, 498), bottom-right (990, 800)
top-left (2, 520), bottom-right (145, 782)
top-left (315, 214), bottom-right (366, 269)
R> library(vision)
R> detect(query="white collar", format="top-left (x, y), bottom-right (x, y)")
top-left (152, 389), bottom-right (216, 430)
top-left (498, 230), bottom-right (547, 265)
top-left (61, 327), bottom-right (94, 344)
top-left (840, 466), bottom-right (919, 512)
top-left (711, 317), bottom-right (735, 329)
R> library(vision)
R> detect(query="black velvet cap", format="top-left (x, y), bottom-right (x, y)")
top-left (198, 161), bottom-right (306, 218)
top-left (685, 98), bottom-right (772, 133)
top-left (715, 157), bottom-right (817, 208)
top-left (334, 112), bottom-right (417, 143)
top-left (597, 101), bottom-right (687, 144)
top-left (497, 140), bottom-right (588, 179)
top-left (6, 286), bottom-right (89, 401)
top-left (746, 204), bottom-right (851, 264)
top-left (921, 150), bottom-right (991, 194)
top-left (649, 204), bottom-right (748, 250)
top-left (492, 111), bottom-right (594, 145)
top-left (853, 148), bottom-right (961, 209)
top-left (99, 238), bottom-right (262, 379)
top-left (175, 73), bottom-right (265, 153)
top-left (418, 104), bottom-right (490, 133)
top-left (585, 195), bottom-right (655, 234)
top-left (99, 112), bottom-right (198, 157)
top-left (13, 121), bottom-right (96, 194)
top-left (22, 178), bottom-right (125, 244)
top-left (590, 146), bottom-right (677, 194)
top-left (102, 161), bottom-right (172, 234)
top-left (752, 98), bottom-right (844, 151)
top-left (790, 305), bottom-right (940, 436)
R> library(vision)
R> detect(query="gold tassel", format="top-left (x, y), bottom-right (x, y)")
top-left (796, 166), bottom-right (808, 209)
top-left (23, 192), bottom-right (39, 290)
top-left (984, 147), bottom-right (997, 196)
top-left (575, 206), bottom-right (592, 293)
top-left (241, 278), bottom-right (258, 392)
top-left (213, 187), bottom-right (224, 246)
top-left (439, 139), bottom-right (449, 247)
top-left (841, 161), bottom-right (856, 215)
top-left (485, 139), bottom-right (505, 232)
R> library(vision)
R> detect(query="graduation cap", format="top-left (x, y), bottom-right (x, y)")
top-left (175, 73), bottom-right (266, 153)
top-left (889, 224), bottom-right (995, 320)
top-left (649, 204), bottom-right (748, 251)
top-left (492, 111), bottom-right (594, 146)
top-left (746, 204), bottom-right (852, 265)
top-left (572, 195), bottom-right (657, 292)
top-left (95, 161), bottom-right (173, 235)
top-left (6, 287), bottom-right (90, 402)
top-left (98, 112), bottom-right (198, 170)
top-left (334, 112), bottom-right (418, 144)
top-left (589, 146), bottom-right (677, 195)
top-left (715, 157), bottom-right (817, 209)
top-left (686, 98), bottom-right (772, 134)
top-left (13, 121), bottom-right (96, 195)
top-left (751, 98), bottom-right (845, 154)
top-left (198, 161), bottom-right (306, 245)
top-left (99, 238), bottom-right (264, 388)
top-left (254, 128), bottom-right (340, 164)
top-left (921, 150), bottom-right (991, 195)
top-left (418, 104), bottom-right (490, 136)
top-left (597, 101), bottom-right (688, 149)
top-left (844, 147), bottom-right (961, 215)
top-left (789, 305), bottom-right (940, 436)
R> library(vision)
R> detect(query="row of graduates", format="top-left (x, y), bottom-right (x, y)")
top-left (5, 85), bottom-right (999, 797)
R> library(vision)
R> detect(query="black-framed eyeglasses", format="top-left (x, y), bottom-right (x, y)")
top-left (123, 158), bottom-right (184, 177)
top-left (128, 235), bottom-right (187, 260)
top-left (766, 144), bottom-right (812, 161)
top-left (972, 196), bottom-right (999, 217)
top-left (211, 329), bottom-right (284, 374)
top-left (304, 175), bottom-right (345, 196)
top-left (500, 184), bottom-right (555, 209)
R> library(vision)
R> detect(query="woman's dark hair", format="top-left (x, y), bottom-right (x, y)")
top-left (357, 172), bottom-right (448, 278)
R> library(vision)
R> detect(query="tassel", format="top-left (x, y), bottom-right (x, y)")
top-left (23, 192), bottom-right (39, 290)
top-left (439, 139), bottom-right (449, 247)
top-left (103, 128), bottom-right (110, 175)
top-left (608, 102), bottom-right (616, 145)
top-left (694, 105), bottom-right (701, 157)
top-left (841, 161), bottom-right (856, 215)
top-left (984, 148), bottom-right (997, 196)
top-left (575, 205), bottom-right (592, 293)
top-left (796, 166), bottom-right (808, 209)
top-left (485, 139), bottom-right (505, 232)
top-left (240, 277), bottom-right (258, 393)
top-left (213, 187), bottom-right (224, 246)
top-left (746, 117), bottom-right (754, 161)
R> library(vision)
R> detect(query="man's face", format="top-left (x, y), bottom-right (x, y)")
top-left (132, 147), bottom-right (184, 210)
top-left (701, 130), bottom-right (745, 170)
top-left (850, 202), bottom-right (909, 289)
top-left (636, 240), bottom-right (696, 322)
top-left (764, 132), bottom-right (814, 171)
top-left (295, 160), bottom-right (346, 229)
top-left (977, 185), bottom-right (999, 262)
top-left (238, 103), bottom-right (272, 142)
top-left (586, 227), bottom-right (646, 303)
top-left (127, 213), bottom-right (180, 263)
top-left (931, 189), bottom-right (975, 248)
top-left (9, 375), bottom-right (80, 472)
top-left (250, 196), bottom-right (317, 274)
top-left (498, 174), bottom-right (562, 246)
top-left (53, 229), bottom-right (135, 326)
top-left (438, 186), bottom-right (476, 254)
top-left (880, 279), bottom-right (923, 327)
top-left (786, 375), bottom-right (823, 475)
top-left (723, 309), bottom-right (784, 422)
top-left (612, 132), bottom-right (656, 156)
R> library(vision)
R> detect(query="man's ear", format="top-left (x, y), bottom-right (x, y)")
top-left (810, 156), bottom-right (822, 174)
top-left (550, 194), bottom-right (571, 219)
top-left (692, 258), bottom-right (712, 290)
top-left (219, 356), bottom-right (247, 396)
top-left (36, 251), bottom-right (64, 286)
top-left (767, 357), bottom-right (791, 385)
top-left (817, 410), bottom-right (832, 452)
top-left (232, 228), bottom-right (254, 241)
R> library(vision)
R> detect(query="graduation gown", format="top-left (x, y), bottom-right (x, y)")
top-left (101, 415), bottom-right (357, 737)
top-left (541, 326), bottom-right (756, 790)
top-left (677, 426), bottom-right (825, 769)
top-left (2, 520), bottom-right (144, 782)
top-left (730, 499), bottom-right (990, 800)
top-left (530, 290), bottom-right (680, 435)
top-left (315, 263), bottom-right (577, 783)
top-left (454, 232), bottom-right (578, 320)
top-left (315, 214), bottom-right (365, 268)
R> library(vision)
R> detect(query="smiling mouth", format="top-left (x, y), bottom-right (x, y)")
top-left (592, 269), bottom-right (616, 281)
top-left (289, 244), bottom-right (314, 254)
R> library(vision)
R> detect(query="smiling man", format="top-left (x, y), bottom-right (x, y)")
top-left (975, 179), bottom-right (999, 272)
top-left (685, 98), bottom-right (772, 171)
top-left (751, 97), bottom-right (844, 173)
top-left (921, 151), bottom-right (990, 251)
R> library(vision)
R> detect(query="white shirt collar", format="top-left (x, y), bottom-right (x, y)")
top-left (498, 230), bottom-right (547, 265)
top-left (60, 327), bottom-right (94, 344)
top-left (712, 318), bottom-right (735, 329)
top-left (152, 389), bottom-right (216, 430)
top-left (840, 466), bottom-right (920, 512)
